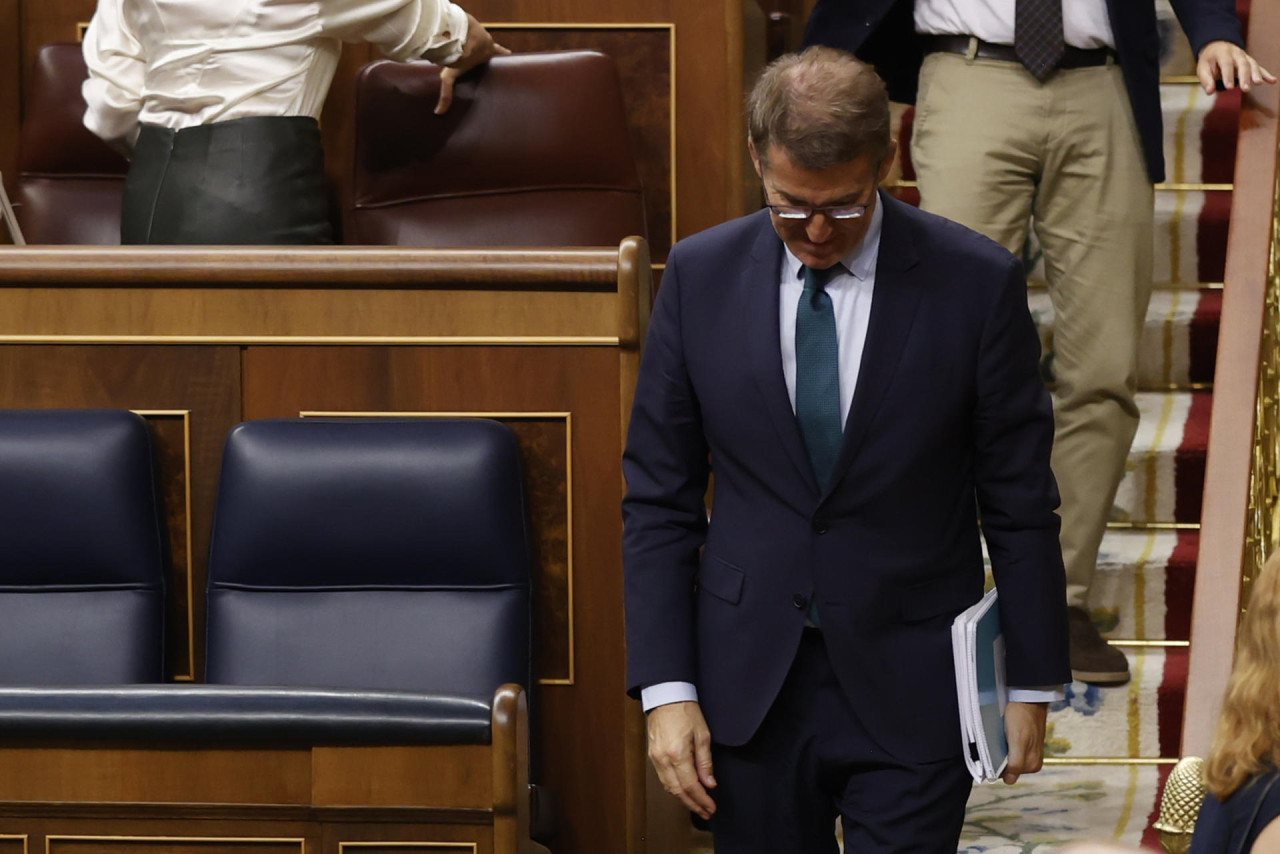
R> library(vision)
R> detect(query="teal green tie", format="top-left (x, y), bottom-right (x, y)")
top-left (795, 264), bottom-right (843, 490)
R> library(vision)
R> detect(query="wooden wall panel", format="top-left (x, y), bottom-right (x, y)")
top-left (0, 747), bottom-right (311, 804)
top-left (0, 0), bottom-right (20, 200)
top-left (20, 0), bottom-right (93, 100)
top-left (48, 839), bottom-right (303, 854)
top-left (0, 836), bottom-right (25, 854)
top-left (242, 345), bottom-right (626, 854)
top-left (0, 345), bottom-right (241, 680)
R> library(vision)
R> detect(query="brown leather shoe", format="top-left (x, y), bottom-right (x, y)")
top-left (1068, 606), bottom-right (1131, 685)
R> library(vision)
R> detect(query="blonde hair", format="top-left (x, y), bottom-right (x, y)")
top-left (1204, 548), bottom-right (1280, 799)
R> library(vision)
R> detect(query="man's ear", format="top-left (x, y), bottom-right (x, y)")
top-left (878, 139), bottom-right (899, 183)
top-left (748, 137), bottom-right (763, 178)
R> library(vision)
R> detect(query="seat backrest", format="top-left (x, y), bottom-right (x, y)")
top-left (350, 50), bottom-right (647, 247)
top-left (205, 419), bottom-right (533, 697)
top-left (0, 409), bottom-right (166, 683)
top-left (15, 42), bottom-right (129, 245)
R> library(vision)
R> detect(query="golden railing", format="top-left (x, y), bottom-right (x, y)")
top-left (1243, 173), bottom-right (1280, 612)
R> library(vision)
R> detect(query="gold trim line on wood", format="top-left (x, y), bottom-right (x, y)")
top-left (45, 837), bottom-right (306, 852)
top-left (301, 410), bottom-right (576, 687)
top-left (1041, 758), bottom-right (1179, 766)
top-left (487, 21), bottom-right (678, 249)
top-left (0, 335), bottom-right (620, 346)
top-left (339, 844), bottom-right (477, 853)
top-left (0, 835), bottom-right (27, 854)
top-left (134, 410), bottom-right (197, 681)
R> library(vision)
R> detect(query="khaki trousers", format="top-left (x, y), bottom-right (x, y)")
top-left (911, 52), bottom-right (1155, 608)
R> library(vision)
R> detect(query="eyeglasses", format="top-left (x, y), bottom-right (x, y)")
top-left (765, 203), bottom-right (868, 221)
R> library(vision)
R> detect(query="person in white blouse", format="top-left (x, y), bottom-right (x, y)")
top-left (81, 0), bottom-right (507, 244)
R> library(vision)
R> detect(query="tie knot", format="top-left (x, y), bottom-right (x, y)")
top-left (802, 264), bottom-right (842, 292)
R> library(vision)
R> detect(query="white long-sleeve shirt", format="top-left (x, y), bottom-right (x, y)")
top-left (913, 0), bottom-right (1115, 49)
top-left (82, 0), bottom-right (469, 150)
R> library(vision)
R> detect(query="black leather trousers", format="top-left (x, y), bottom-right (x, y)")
top-left (122, 116), bottom-right (334, 245)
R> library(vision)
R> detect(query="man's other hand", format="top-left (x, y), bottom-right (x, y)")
top-left (1002, 701), bottom-right (1049, 784)
top-left (647, 701), bottom-right (717, 819)
top-left (1197, 40), bottom-right (1276, 95)
top-left (435, 14), bottom-right (511, 114)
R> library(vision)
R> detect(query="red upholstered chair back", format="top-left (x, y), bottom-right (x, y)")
top-left (349, 50), bottom-right (647, 246)
top-left (16, 43), bottom-right (129, 245)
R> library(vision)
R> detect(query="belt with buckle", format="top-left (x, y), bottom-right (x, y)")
top-left (925, 35), bottom-right (1115, 70)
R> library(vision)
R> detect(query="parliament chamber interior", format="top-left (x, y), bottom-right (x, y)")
top-left (0, 0), bottom-right (1277, 852)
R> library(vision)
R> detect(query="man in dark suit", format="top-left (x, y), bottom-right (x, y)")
top-left (800, 0), bottom-right (1273, 686)
top-left (623, 48), bottom-right (1071, 852)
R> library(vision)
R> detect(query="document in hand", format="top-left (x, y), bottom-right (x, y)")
top-left (951, 587), bottom-right (1008, 783)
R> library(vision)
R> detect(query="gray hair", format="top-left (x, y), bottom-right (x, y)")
top-left (747, 45), bottom-right (892, 172)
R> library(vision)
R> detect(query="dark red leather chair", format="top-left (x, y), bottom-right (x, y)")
top-left (15, 43), bottom-right (129, 245)
top-left (349, 50), bottom-right (647, 246)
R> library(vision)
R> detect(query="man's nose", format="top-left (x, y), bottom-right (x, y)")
top-left (806, 213), bottom-right (833, 243)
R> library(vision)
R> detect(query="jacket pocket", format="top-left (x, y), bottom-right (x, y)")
top-left (900, 573), bottom-right (979, 622)
top-left (698, 555), bottom-right (745, 605)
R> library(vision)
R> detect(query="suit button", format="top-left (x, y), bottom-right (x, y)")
top-left (813, 521), bottom-right (828, 534)
top-left (793, 593), bottom-right (809, 610)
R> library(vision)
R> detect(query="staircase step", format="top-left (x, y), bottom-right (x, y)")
top-left (961, 763), bottom-right (1167, 851)
top-left (1162, 86), bottom-right (1240, 184)
top-left (1092, 529), bottom-right (1197, 642)
top-left (1029, 288), bottom-right (1220, 389)
top-left (1112, 391), bottom-right (1210, 525)
top-left (1045, 647), bottom-right (1185, 760)
top-left (1153, 189), bottom-right (1231, 287)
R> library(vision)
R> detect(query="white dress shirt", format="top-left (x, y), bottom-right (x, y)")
top-left (82, 0), bottom-right (469, 150)
top-left (642, 197), bottom-right (1063, 712)
top-left (914, 0), bottom-right (1115, 49)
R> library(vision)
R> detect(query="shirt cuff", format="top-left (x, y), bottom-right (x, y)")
top-left (1008, 685), bottom-right (1066, 704)
top-left (421, 1), bottom-right (468, 65)
top-left (640, 681), bottom-right (699, 712)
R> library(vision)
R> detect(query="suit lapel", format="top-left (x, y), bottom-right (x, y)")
top-left (743, 215), bottom-right (822, 495)
top-left (826, 195), bottom-right (923, 497)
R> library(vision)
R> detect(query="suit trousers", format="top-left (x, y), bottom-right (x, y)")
top-left (910, 52), bottom-right (1154, 608)
top-left (707, 628), bottom-right (972, 853)
top-left (122, 116), bottom-right (334, 245)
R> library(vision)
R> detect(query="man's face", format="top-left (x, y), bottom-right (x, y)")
top-left (751, 141), bottom-right (895, 270)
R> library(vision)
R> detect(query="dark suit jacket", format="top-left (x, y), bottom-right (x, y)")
top-left (622, 194), bottom-right (1071, 764)
top-left (801, 0), bottom-right (1245, 184)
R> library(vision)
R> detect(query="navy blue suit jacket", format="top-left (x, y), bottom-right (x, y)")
top-left (801, 0), bottom-right (1244, 183)
top-left (622, 195), bottom-right (1071, 763)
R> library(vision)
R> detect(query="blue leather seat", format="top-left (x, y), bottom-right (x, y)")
top-left (0, 409), bottom-right (165, 683)
top-left (205, 417), bottom-right (532, 698)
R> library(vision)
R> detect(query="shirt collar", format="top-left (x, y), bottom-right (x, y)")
top-left (782, 189), bottom-right (886, 283)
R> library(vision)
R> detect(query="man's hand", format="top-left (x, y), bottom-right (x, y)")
top-left (1002, 701), bottom-right (1048, 784)
top-left (1197, 40), bottom-right (1276, 95)
top-left (647, 701), bottom-right (717, 819)
top-left (435, 14), bottom-right (511, 114)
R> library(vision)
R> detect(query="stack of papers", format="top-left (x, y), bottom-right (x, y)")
top-left (951, 587), bottom-right (1008, 783)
